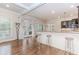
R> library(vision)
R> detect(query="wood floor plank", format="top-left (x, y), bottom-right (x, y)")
top-left (0, 40), bottom-right (74, 55)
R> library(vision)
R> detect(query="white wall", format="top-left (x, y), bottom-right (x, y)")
top-left (0, 7), bottom-right (19, 43)
top-left (0, 8), bottom-right (43, 43)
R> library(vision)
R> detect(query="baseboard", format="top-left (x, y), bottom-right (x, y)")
top-left (0, 39), bottom-right (22, 44)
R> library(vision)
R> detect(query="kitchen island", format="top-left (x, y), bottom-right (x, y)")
top-left (37, 32), bottom-right (79, 55)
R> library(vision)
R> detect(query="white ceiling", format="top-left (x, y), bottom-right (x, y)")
top-left (0, 3), bottom-right (79, 21)
top-left (0, 3), bottom-right (26, 13)
top-left (28, 3), bottom-right (79, 20)
top-left (0, 3), bottom-right (42, 14)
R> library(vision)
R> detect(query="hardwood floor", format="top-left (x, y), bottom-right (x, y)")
top-left (0, 39), bottom-right (74, 55)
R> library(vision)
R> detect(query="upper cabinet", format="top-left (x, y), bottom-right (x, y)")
top-left (61, 18), bottom-right (79, 28)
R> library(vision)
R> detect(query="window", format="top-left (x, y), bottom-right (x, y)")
top-left (0, 16), bottom-right (11, 39)
top-left (34, 24), bottom-right (43, 32)
top-left (23, 24), bottom-right (32, 36)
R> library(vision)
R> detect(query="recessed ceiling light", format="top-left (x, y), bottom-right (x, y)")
top-left (6, 4), bottom-right (10, 7)
top-left (70, 5), bottom-right (74, 8)
top-left (51, 10), bottom-right (55, 14)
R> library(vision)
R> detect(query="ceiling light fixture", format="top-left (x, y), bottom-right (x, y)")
top-left (70, 5), bottom-right (74, 8)
top-left (51, 10), bottom-right (55, 14)
top-left (6, 4), bottom-right (10, 7)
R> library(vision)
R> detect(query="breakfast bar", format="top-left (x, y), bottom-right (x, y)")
top-left (37, 32), bottom-right (79, 54)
